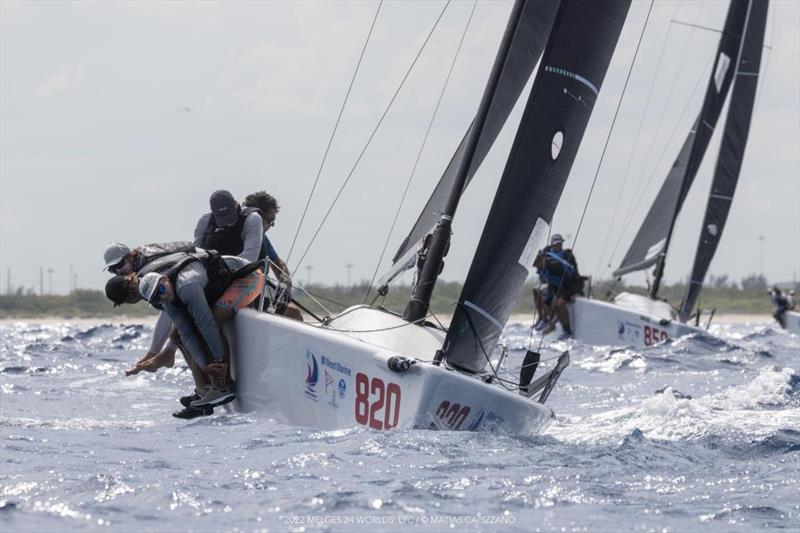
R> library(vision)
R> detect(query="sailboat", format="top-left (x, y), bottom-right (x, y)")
top-left (569, 0), bottom-right (769, 349)
top-left (230, 0), bottom-right (631, 433)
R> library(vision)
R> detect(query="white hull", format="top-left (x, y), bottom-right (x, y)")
top-left (781, 310), bottom-right (800, 335)
top-left (569, 295), bottom-right (712, 348)
top-left (229, 306), bottom-right (554, 435)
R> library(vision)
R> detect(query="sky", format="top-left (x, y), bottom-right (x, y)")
top-left (1, 0), bottom-right (798, 295)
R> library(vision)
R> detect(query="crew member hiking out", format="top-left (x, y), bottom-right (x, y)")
top-left (768, 286), bottom-right (795, 329)
top-left (139, 252), bottom-right (264, 414)
top-left (538, 233), bottom-right (583, 339)
top-left (194, 189), bottom-right (263, 262)
top-left (103, 241), bottom-right (200, 377)
top-left (242, 191), bottom-right (303, 321)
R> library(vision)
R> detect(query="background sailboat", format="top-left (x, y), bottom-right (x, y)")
top-left (569, 0), bottom-right (769, 349)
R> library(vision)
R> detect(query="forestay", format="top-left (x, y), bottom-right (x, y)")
top-left (379, 0), bottom-right (560, 287)
top-left (443, 0), bottom-right (632, 374)
top-left (680, 0), bottom-right (768, 321)
top-left (613, 0), bottom-right (751, 281)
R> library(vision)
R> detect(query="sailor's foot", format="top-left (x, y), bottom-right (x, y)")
top-left (180, 392), bottom-right (200, 408)
top-left (542, 322), bottom-right (556, 335)
top-left (533, 318), bottom-right (546, 331)
top-left (141, 350), bottom-right (176, 372)
top-left (172, 405), bottom-right (214, 419)
top-left (125, 352), bottom-right (158, 376)
top-left (190, 386), bottom-right (235, 409)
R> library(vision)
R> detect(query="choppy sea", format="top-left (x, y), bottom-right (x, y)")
top-left (1, 318), bottom-right (798, 532)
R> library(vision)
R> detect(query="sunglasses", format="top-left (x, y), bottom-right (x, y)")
top-left (151, 284), bottom-right (167, 304)
top-left (109, 257), bottom-right (126, 274)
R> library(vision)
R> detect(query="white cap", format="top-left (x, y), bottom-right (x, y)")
top-left (139, 272), bottom-right (163, 303)
top-left (103, 242), bottom-right (130, 270)
top-left (550, 233), bottom-right (564, 245)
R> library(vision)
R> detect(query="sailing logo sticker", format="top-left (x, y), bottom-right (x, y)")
top-left (304, 351), bottom-right (319, 401)
top-left (338, 379), bottom-right (347, 400)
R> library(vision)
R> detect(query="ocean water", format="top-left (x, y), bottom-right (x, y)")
top-left (1, 319), bottom-right (798, 532)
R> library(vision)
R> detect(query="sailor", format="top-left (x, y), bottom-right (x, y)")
top-left (768, 287), bottom-right (792, 329)
top-left (102, 241), bottom-right (195, 276)
top-left (103, 242), bottom-right (198, 377)
top-left (194, 189), bottom-right (263, 262)
top-left (241, 191), bottom-right (303, 321)
top-left (138, 251), bottom-right (264, 412)
top-left (539, 233), bottom-right (583, 338)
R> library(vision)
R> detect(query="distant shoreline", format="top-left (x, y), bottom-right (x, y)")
top-left (0, 313), bottom-right (774, 327)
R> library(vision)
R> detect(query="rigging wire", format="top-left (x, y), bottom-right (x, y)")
top-left (285, 1), bottom-right (383, 266)
top-left (753, 1), bottom-right (776, 114)
top-left (593, 0), bottom-right (680, 278)
top-left (291, 1), bottom-right (453, 278)
top-left (605, 0), bottom-right (707, 277)
top-left (363, 0), bottom-right (478, 304)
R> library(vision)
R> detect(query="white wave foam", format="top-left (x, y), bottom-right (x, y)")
top-left (550, 366), bottom-right (800, 444)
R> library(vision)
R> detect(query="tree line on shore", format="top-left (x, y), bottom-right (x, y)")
top-left (1, 274), bottom-right (793, 319)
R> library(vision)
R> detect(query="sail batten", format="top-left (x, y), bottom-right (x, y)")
top-left (613, 1), bottom-right (752, 285)
top-left (443, 0), bottom-right (632, 374)
top-left (679, 0), bottom-right (768, 321)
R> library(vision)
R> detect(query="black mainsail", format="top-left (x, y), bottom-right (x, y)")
top-left (613, 0), bottom-right (751, 299)
top-left (679, 0), bottom-right (768, 321)
top-left (443, 0), bottom-right (631, 374)
top-left (379, 0), bottom-right (560, 288)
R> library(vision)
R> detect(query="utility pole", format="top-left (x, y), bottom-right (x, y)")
top-left (758, 235), bottom-right (764, 278)
top-left (48, 268), bottom-right (54, 295)
top-left (39, 267), bottom-right (44, 296)
top-left (305, 265), bottom-right (313, 286)
top-left (69, 265), bottom-right (74, 294)
top-left (346, 263), bottom-right (353, 287)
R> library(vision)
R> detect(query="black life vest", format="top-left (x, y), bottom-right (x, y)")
top-left (165, 252), bottom-right (261, 308)
top-left (133, 242), bottom-right (196, 273)
top-left (201, 207), bottom-right (259, 256)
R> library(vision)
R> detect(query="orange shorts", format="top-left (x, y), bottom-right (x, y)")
top-left (215, 269), bottom-right (265, 312)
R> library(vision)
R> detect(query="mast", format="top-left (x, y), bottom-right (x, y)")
top-left (443, 0), bottom-right (631, 373)
top-left (403, 0), bottom-right (529, 322)
top-left (613, 0), bottom-right (751, 297)
top-left (679, 0), bottom-right (768, 320)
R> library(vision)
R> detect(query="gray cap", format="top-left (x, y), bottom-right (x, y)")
top-left (209, 190), bottom-right (239, 227)
top-left (550, 233), bottom-right (564, 245)
top-left (103, 242), bottom-right (130, 270)
top-left (139, 272), bottom-right (163, 303)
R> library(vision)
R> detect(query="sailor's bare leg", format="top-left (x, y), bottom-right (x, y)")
top-left (554, 297), bottom-right (573, 335)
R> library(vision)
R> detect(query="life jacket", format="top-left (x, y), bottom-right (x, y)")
top-left (132, 242), bottom-right (196, 272)
top-left (165, 251), bottom-right (261, 308)
top-left (137, 251), bottom-right (193, 277)
top-left (543, 250), bottom-right (576, 286)
top-left (201, 207), bottom-right (259, 256)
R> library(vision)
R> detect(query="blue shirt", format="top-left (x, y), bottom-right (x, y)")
top-left (261, 235), bottom-right (279, 263)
